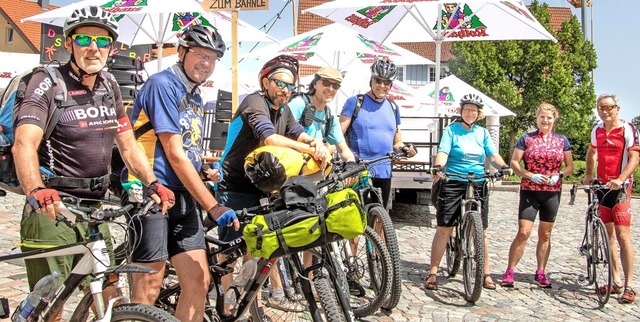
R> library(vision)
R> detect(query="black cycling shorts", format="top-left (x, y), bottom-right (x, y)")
top-left (436, 180), bottom-right (489, 229)
top-left (517, 190), bottom-right (561, 223)
top-left (130, 190), bottom-right (206, 262)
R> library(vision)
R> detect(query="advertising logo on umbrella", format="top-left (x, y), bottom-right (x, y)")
top-left (102, 0), bottom-right (147, 13)
top-left (429, 86), bottom-right (456, 113)
top-left (501, 1), bottom-right (535, 22)
top-left (357, 34), bottom-right (400, 57)
top-left (345, 6), bottom-right (395, 29)
top-left (171, 12), bottom-right (213, 31)
top-left (289, 52), bottom-right (315, 62)
top-left (435, 3), bottom-right (488, 39)
top-left (281, 32), bottom-right (322, 52)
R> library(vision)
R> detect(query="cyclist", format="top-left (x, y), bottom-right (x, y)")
top-left (502, 103), bottom-right (574, 288)
top-left (582, 94), bottom-right (640, 303)
top-left (288, 66), bottom-right (356, 164)
top-left (339, 58), bottom-right (417, 209)
top-left (12, 4), bottom-right (174, 305)
top-left (217, 55), bottom-right (330, 312)
top-left (425, 94), bottom-right (511, 291)
top-left (124, 25), bottom-right (239, 321)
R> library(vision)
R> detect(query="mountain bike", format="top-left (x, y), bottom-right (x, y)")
top-left (415, 170), bottom-right (505, 303)
top-left (0, 197), bottom-right (177, 322)
top-left (569, 183), bottom-right (617, 306)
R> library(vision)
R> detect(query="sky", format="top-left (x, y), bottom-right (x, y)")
top-left (48, 0), bottom-right (637, 121)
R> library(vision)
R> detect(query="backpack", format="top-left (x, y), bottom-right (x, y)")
top-left (344, 94), bottom-right (398, 146)
top-left (0, 66), bottom-right (116, 194)
top-left (293, 92), bottom-right (333, 138)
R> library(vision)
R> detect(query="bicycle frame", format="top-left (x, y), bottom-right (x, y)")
top-left (0, 203), bottom-right (156, 322)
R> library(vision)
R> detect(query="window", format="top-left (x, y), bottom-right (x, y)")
top-left (402, 65), bottom-right (429, 86)
top-left (396, 66), bottom-right (405, 82)
top-left (428, 66), bottom-right (450, 83)
top-left (6, 27), bottom-right (14, 44)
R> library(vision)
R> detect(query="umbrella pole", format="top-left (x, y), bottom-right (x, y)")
top-left (157, 13), bottom-right (164, 71)
top-left (232, 11), bottom-right (239, 115)
top-left (434, 39), bottom-right (441, 116)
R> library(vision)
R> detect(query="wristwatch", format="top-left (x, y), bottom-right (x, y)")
top-left (557, 173), bottom-right (564, 179)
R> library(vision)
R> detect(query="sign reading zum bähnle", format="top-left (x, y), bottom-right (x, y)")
top-left (39, 24), bottom-right (152, 65)
top-left (201, 0), bottom-right (268, 11)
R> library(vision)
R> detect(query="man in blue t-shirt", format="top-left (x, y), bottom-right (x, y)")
top-left (339, 59), bottom-right (417, 208)
top-left (288, 67), bottom-right (355, 164)
top-left (126, 25), bottom-right (239, 322)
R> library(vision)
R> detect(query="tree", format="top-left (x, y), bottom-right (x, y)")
top-left (632, 115), bottom-right (640, 129)
top-left (448, 1), bottom-right (597, 159)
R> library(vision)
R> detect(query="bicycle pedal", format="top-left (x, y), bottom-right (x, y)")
top-left (0, 297), bottom-right (9, 319)
top-left (577, 274), bottom-right (587, 284)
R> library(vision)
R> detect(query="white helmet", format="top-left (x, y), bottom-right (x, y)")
top-left (63, 5), bottom-right (119, 40)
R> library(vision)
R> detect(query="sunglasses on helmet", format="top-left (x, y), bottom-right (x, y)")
top-left (71, 34), bottom-right (113, 48)
top-left (271, 79), bottom-right (296, 91)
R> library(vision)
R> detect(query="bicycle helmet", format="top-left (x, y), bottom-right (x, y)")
top-left (178, 25), bottom-right (226, 58)
top-left (63, 5), bottom-right (119, 40)
top-left (258, 55), bottom-right (299, 90)
top-left (370, 59), bottom-right (397, 81)
top-left (460, 93), bottom-right (484, 109)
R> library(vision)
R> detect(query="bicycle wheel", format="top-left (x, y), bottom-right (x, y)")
top-left (70, 294), bottom-right (179, 322)
top-left (592, 219), bottom-right (612, 305)
top-left (314, 274), bottom-right (348, 322)
top-left (338, 226), bottom-right (392, 318)
top-left (462, 211), bottom-right (485, 303)
top-left (445, 227), bottom-right (461, 277)
top-left (366, 204), bottom-right (402, 310)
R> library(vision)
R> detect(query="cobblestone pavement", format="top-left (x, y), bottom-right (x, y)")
top-left (1, 186), bottom-right (639, 321)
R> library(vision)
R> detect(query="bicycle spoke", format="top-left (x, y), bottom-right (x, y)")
top-left (593, 220), bottom-right (612, 305)
top-left (462, 212), bottom-right (484, 303)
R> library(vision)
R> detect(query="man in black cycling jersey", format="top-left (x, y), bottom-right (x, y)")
top-left (12, 4), bottom-right (174, 301)
top-left (124, 25), bottom-right (240, 321)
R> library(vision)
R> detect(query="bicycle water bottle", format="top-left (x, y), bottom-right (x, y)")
top-left (12, 271), bottom-right (60, 322)
top-left (224, 258), bottom-right (258, 307)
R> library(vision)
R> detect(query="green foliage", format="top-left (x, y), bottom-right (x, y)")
top-left (448, 0), bottom-right (597, 159)
top-left (566, 160), bottom-right (586, 184)
top-left (633, 166), bottom-right (640, 196)
top-left (632, 115), bottom-right (640, 129)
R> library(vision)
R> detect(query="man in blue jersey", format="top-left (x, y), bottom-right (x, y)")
top-left (126, 25), bottom-right (239, 322)
top-left (340, 59), bottom-right (417, 209)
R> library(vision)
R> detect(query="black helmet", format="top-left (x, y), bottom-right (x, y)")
top-left (370, 59), bottom-right (397, 81)
top-left (63, 5), bottom-right (119, 40)
top-left (178, 25), bottom-right (226, 58)
top-left (258, 55), bottom-right (299, 90)
top-left (460, 93), bottom-right (484, 109)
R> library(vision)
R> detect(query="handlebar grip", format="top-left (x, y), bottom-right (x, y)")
top-left (569, 184), bottom-right (576, 206)
top-left (95, 204), bottom-right (135, 220)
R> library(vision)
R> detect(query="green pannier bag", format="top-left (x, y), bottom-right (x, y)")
top-left (243, 182), bottom-right (366, 259)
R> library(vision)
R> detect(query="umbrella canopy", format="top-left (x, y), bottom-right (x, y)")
top-left (247, 23), bottom-right (433, 69)
top-left (421, 74), bottom-right (515, 116)
top-left (304, 0), bottom-right (556, 112)
top-left (23, 0), bottom-right (277, 69)
top-left (0, 52), bottom-right (40, 89)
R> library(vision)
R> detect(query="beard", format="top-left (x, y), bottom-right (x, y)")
top-left (268, 90), bottom-right (290, 107)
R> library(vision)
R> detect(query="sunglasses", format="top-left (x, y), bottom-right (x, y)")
top-left (271, 79), bottom-right (296, 91)
top-left (71, 34), bottom-right (113, 48)
top-left (597, 104), bottom-right (617, 111)
top-left (321, 79), bottom-right (341, 90)
top-left (373, 77), bottom-right (392, 86)
top-left (188, 48), bottom-right (218, 63)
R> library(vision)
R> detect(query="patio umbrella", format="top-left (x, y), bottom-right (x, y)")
top-left (421, 74), bottom-right (515, 116)
top-left (247, 23), bottom-right (433, 70)
top-left (0, 52), bottom-right (40, 89)
top-left (22, 0), bottom-right (278, 70)
top-left (304, 0), bottom-right (556, 112)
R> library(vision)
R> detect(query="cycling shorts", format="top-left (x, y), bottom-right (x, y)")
top-left (598, 184), bottom-right (632, 226)
top-left (436, 180), bottom-right (489, 229)
top-left (518, 190), bottom-right (561, 223)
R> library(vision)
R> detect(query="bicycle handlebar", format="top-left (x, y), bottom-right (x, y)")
top-left (438, 170), bottom-right (506, 183)
top-left (59, 198), bottom-right (157, 227)
top-left (568, 183), bottom-right (629, 206)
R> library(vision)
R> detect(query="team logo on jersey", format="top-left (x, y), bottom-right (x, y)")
top-left (435, 3), bottom-right (488, 39)
top-left (345, 6), bottom-right (395, 29)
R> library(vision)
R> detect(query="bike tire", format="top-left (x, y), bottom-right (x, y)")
top-left (445, 228), bottom-right (461, 277)
top-left (340, 226), bottom-right (392, 318)
top-left (462, 211), bottom-right (485, 303)
top-left (314, 274), bottom-right (348, 322)
top-left (366, 204), bottom-right (402, 310)
top-left (70, 293), bottom-right (179, 322)
top-left (593, 219), bottom-right (612, 305)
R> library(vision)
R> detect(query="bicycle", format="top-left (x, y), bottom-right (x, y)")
top-left (0, 197), bottom-right (177, 322)
top-left (415, 170), bottom-right (505, 303)
top-left (345, 155), bottom-right (402, 312)
top-left (569, 183), bottom-right (617, 306)
top-left (152, 159), bottom-right (385, 322)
